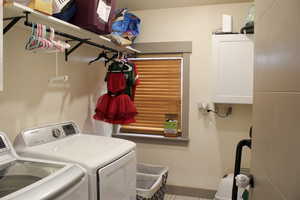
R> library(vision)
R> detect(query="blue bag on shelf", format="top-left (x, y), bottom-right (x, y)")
top-left (112, 11), bottom-right (141, 39)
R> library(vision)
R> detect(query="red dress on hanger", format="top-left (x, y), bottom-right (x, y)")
top-left (94, 72), bottom-right (137, 124)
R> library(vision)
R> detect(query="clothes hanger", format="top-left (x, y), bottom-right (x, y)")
top-left (116, 53), bottom-right (133, 71)
top-left (36, 24), bottom-right (44, 49)
top-left (49, 27), bottom-right (70, 52)
top-left (25, 23), bottom-right (37, 50)
top-left (108, 58), bottom-right (133, 72)
top-left (42, 24), bottom-right (53, 49)
top-left (110, 52), bottom-right (134, 72)
top-left (49, 27), bottom-right (60, 51)
top-left (26, 24), bottom-right (48, 50)
top-left (49, 51), bottom-right (69, 83)
top-left (88, 51), bottom-right (109, 65)
top-left (30, 24), bottom-right (53, 52)
top-left (34, 24), bottom-right (43, 49)
top-left (121, 63), bottom-right (133, 72)
top-left (108, 66), bottom-right (132, 73)
top-left (104, 53), bottom-right (118, 66)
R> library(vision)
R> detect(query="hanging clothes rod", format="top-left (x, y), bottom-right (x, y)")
top-left (22, 12), bottom-right (120, 61)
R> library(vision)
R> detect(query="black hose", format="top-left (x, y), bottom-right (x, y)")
top-left (232, 139), bottom-right (252, 200)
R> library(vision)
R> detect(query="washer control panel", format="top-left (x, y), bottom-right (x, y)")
top-left (22, 122), bottom-right (80, 147)
top-left (62, 124), bottom-right (77, 136)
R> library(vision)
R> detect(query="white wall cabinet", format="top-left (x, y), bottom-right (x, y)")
top-left (212, 34), bottom-right (254, 104)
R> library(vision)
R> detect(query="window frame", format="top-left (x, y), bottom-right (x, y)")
top-left (121, 57), bottom-right (184, 135)
top-left (112, 54), bottom-right (190, 142)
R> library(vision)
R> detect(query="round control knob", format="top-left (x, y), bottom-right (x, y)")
top-left (52, 129), bottom-right (61, 138)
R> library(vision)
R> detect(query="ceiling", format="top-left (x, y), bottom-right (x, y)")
top-left (117, 0), bottom-right (253, 11)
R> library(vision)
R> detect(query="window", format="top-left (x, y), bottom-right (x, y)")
top-left (120, 57), bottom-right (183, 136)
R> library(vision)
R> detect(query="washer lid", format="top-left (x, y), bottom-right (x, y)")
top-left (17, 134), bottom-right (136, 170)
top-left (1, 160), bottom-right (85, 200)
top-left (0, 160), bottom-right (64, 198)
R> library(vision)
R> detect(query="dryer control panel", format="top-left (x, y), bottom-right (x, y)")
top-left (0, 136), bottom-right (6, 149)
top-left (21, 122), bottom-right (80, 147)
top-left (0, 134), bottom-right (10, 153)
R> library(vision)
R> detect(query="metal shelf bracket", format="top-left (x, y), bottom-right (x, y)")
top-left (65, 39), bottom-right (90, 61)
top-left (3, 16), bottom-right (26, 34)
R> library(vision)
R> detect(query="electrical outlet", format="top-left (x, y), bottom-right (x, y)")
top-left (197, 102), bottom-right (210, 113)
top-left (226, 107), bottom-right (233, 116)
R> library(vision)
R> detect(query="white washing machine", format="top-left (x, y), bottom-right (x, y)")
top-left (0, 131), bottom-right (88, 200)
top-left (14, 121), bottom-right (137, 200)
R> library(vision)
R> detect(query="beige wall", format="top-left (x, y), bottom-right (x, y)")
top-left (132, 3), bottom-right (253, 190)
top-left (0, 26), bottom-right (107, 141)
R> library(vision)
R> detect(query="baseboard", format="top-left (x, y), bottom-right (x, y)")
top-left (166, 185), bottom-right (217, 199)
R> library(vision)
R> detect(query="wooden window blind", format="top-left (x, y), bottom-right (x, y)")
top-left (121, 58), bottom-right (182, 135)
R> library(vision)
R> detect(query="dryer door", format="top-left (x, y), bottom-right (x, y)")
top-left (97, 151), bottom-right (136, 200)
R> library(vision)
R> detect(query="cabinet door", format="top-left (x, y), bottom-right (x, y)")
top-left (212, 34), bottom-right (254, 104)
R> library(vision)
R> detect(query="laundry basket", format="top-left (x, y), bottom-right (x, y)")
top-left (136, 163), bottom-right (169, 200)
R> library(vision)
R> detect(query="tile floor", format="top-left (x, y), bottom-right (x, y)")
top-left (164, 194), bottom-right (211, 200)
